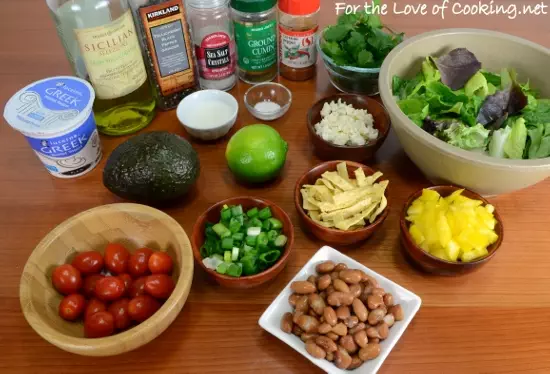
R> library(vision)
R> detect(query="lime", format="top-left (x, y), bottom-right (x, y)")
top-left (226, 124), bottom-right (288, 183)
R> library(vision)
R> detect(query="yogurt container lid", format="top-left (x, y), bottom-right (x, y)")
top-left (3, 76), bottom-right (95, 137)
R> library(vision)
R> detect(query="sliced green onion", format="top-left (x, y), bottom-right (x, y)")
top-left (231, 205), bottom-right (243, 217)
top-left (227, 263), bottom-right (243, 277)
top-left (267, 230), bottom-right (278, 243)
top-left (268, 218), bottom-right (283, 230)
top-left (258, 207), bottom-right (272, 220)
top-left (245, 235), bottom-right (257, 246)
top-left (232, 232), bottom-right (244, 242)
top-left (274, 234), bottom-right (288, 247)
top-left (257, 232), bottom-right (269, 249)
top-left (249, 217), bottom-right (262, 228)
top-left (229, 217), bottom-right (242, 233)
top-left (220, 208), bottom-right (232, 222)
top-left (247, 227), bottom-right (261, 237)
top-left (232, 247), bottom-right (239, 262)
top-left (221, 237), bottom-right (233, 250)
top-left (246, 207), bottom-right (259, 218)
top-left (259, 250), bottom-right (281, 265)
top-left (262, 219), bottom-right (271, 231)
top-left (213, 223), bottom-right (231, 238)
top-left (224, 251), bottom-right (232, 263)
top-left (216, 262), bottom-right (229, 274)
top-left (212, 254), bottom-right (224, 262)
top-left (244, 244), bottom-right (254, 253)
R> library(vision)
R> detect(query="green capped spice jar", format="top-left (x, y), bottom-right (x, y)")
top-left (231, 0), bottom-right (278, 84)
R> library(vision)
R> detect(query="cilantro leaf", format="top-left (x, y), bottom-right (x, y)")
top-left (323, 25), bottom-right (352, 42)
top-left (346, 31), bottom-right (367, 59)
top-left (357, 50), bottom-right (375, 68)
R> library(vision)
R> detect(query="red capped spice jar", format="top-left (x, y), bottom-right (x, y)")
top-left (278, 0), bottom-right (320, 81)
top-left (187, 0), bottom-right (237, 91)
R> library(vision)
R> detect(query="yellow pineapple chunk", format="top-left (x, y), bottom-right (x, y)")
top-left (420, 189), bottom-right (440, 202)
top-left (409, 224), bottom-right (425, 245)
top-left (461, 247), bottom-right (489, 262)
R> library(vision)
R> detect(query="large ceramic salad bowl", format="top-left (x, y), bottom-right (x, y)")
top-left (379, 28), bottom-right (550, 196)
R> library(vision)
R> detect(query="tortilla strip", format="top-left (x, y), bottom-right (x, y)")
top-left (369, 195), bottom-right (388, 223)
top-left (337, 162), bottom-right (350, 182)
top-left (316, 178), bottom-right (336, 191)
top-left (310, 185), bottom-right (333, 203)
top-left (320, 197), bottom-right (374, 221)
top-left (335, 204), bottom-right (378, 230)
top-left (321, 171), bottom-right (355, 191)
top-left (365, 172), bottom-right (384, 186)
top-left (354, 168), bottom-right (366, 187)
top-left (332, 184), bottom-right (383, 208)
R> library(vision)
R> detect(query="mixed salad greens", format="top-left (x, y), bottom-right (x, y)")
top-left (320, 9), bottom-right (403, 68)
top-left (200, 205), bottom-right (288, 277)
top-left (393, 48), bottom-right (550, 159)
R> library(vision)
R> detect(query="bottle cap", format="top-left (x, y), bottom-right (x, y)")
top-left (278, 0), bottom-right (320, 15)
top-left (231, 0), bottom-right (277, 13)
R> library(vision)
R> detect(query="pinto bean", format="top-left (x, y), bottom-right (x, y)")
top-left (333, 279), bottom-right (351, 293)
top-left (317, 274), bottom-right (331, 290)
top-left (308, 293), bottom-right (326, 315)
top-left (315, 336), bottom-right (337, 352)
top-left (316, 261), bottom-right (336, 274)
top-left (281, 312), bottom-right (293, 333)
top-left (352, 298), bottom-right (368, 322)
top-left (305, 341), bottom-right (326, 359)
top-left (336, 306), bottom-right (351, 320)
top-left (358, 343), bottom-right (381, 361)
top-left (297, 315), bottom-right (320, 333)
top-left (353, 329), bottom-right (369, 348)
top-left (339, 270), bottom-right (362, 284)
top-left (291, 281), bottom-right (316, 294)
top-left (323, 306), bottom-right (338, 326)
top-left (328, 292), bottom-right (354, 307)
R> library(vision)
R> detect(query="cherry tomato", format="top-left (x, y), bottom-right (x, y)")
top-left (148, 252), bottom-right (173, 275)
top-left (128, 276), bottom-right (147, 298)
top-left (108, 299), bottom-right (132, 330)
top-left (52, 264), bottom-right (82, 295)
top-left (144, 274), bottom-right (175, 299)
top-left (128, 295), bottom-right (161, 323)
top-left (118, 274), bottom-right (132, 295)
top-left (85, 298), bottom-right (107, 321)
top-left (84, 311), bottom-right (115, 338)
top-left (104, 243), bottom-right (130, 274)
top-left (71, 251), bottom-right (104, 275)
top-left (58, 294), bottom-right (86, 321)
top-left (128, 248), bottom-right (153, 278)
top-left (82, 274), bottom-right (104, 298)
top-left (95, 276), bottom-right (125, 302)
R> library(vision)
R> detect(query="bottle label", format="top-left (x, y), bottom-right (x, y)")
top-left (195, 32), bottom-right (236, 80)
top-left (279, 26), bottom-right (318, 69)
top-left (139, 0), bottom-right (196, 96)
top-left (74, 10), bottom-right (147, 100)
top-left (234, 20), bottom-right (277, 72)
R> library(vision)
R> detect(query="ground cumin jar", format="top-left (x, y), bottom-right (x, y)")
top-left (231, 0), bottom-right (278, 84)
top-left (278, 0), bottom-right (320, 81)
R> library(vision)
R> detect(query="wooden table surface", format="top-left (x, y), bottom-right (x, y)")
top-left (2, 0), bottom-right (550, 373)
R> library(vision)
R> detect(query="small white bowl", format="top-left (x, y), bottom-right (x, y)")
top-left (244, 83), bottom-right (292, 121)
top-left (177, 90), bottom-right (238, 141)
top-left (259, 246), bottom-right (421, 374)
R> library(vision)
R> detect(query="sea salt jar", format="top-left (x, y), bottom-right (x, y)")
top-left (3, 76), bottom-right (102, 178)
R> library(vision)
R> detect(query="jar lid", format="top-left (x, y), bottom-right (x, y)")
top-left (278, 0), bottom-right (320, 15)
top-left (231, 0), bottom-right (276, 13)
top-left (187, 0), bottom-right (229, 8)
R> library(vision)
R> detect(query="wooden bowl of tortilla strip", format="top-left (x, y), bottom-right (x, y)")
top-left (294, 160), bottom-right (390, 247)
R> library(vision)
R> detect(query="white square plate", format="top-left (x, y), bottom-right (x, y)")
top-left (259, 246), bottom-right (422, 374)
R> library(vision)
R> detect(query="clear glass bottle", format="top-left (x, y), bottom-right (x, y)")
top-left (278, 0), bottom-right (320, 81)
top-left (128, 0), bottom-right (199, 110)
top-left (187, 0), bottom-right (237, 91)
top-left (46, 0), bottom-right (156, 136)
top-left (231, 0), bottom-right (278, 84)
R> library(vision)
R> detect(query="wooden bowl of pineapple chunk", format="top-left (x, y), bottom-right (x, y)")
top-left (400, 185), bottom-right (503, 275)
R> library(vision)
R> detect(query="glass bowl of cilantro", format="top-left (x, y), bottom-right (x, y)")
top-left (191, 197), bottom-right (294, 289)
top-left (318, 12), bottom-right (403, 96)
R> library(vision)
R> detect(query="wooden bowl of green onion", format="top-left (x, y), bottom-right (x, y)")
top-left (191, 197), bottom-right (294, 288)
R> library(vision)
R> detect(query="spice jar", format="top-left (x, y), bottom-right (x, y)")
top-left (187, 0), bottom-right (237, 91)
top-left (278, 0), bottom-right (320, 81)
top-left (231, 0), bottom-right (278, 84)
top-left (129, 0), bottom-right (199, 110)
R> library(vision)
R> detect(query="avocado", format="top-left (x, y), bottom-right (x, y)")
top-left (103, 131), bottom-right (200, 203)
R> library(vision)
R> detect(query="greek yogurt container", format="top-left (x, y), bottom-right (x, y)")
top-left (3, 76), bottom-right (102, 178)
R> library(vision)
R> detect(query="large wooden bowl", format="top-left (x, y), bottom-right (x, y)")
top-left (294, 161), bottom-right (389, 246)
top-left (191, 197), bottom-right (294, 289)
top-left (19, 203), bottom-right (194, 356)
top-left (400, 185), bottom-right (504, 275)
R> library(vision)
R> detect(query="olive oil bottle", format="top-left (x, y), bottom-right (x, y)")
top-left (47, 0), bottom-right (156, 136)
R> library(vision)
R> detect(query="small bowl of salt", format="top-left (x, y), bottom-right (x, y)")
top-left (244, 83), bottom-right (292, 122)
